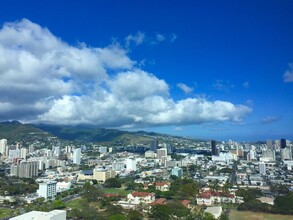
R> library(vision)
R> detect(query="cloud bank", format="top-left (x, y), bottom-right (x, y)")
top-left (0, 19), bottom-right (252, 128)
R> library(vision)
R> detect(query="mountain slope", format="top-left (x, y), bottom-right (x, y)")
top-left (0, 121), bottom-right (50, 141)
top-left (33, 124), bottom-right (154, 144)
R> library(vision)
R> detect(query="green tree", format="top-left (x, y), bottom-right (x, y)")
top-left (109, 214), bottom-right (127, 220)
top-left (52, 199), bottom-right (66, 209)
top-left (150, 205), bottom-right (172, 220)
top-left (238, 199), bottom-right (272, 212)
top-left (128, 210), bottom-right (143, 220)
top-left (167, 201), bottom-right (190, 217)
top-left (235, 188), bottom-right (262, 202)
top-left (104, 178), bottom-right (121, 188)
top-left (273, 192), bottom-right (293, 214)
top-left (81, 182), bottom-right (101, 202)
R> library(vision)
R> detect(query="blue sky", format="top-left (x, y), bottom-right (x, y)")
top-left (0, 0), bottom-right (292, 141)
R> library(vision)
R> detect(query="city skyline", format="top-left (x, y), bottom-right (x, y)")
top-left (0, 1), bottom-right (292, 141)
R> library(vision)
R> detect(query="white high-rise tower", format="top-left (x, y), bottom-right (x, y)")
top-left (73, 148), bottom-right (81, 164)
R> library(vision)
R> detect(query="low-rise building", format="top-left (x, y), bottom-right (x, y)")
top-left (10, 210), bottom-right (66, 220)
top-left (127, 191), bottom-right (155, 205)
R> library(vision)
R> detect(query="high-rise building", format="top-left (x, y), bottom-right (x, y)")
top-left (281, 148), bottom-right (292, 160)
top-left (262, 149), bottom-right (275, 161)
top-left (126, 158), bottom-right (137, 171)
top-left (211, 140), bottom-right (218, 156)
top-left (20, 148), bottom-right (28, 159)
top-left (65, 146), bottom-right (72, 153)
top-left (157, 148), bottom-right (167, 160)
top-left (281, 139), bottom-right (287, 149)
top-left (37, 181), bottom-right (57, 200)
top-left (54, 146), bottom-right (60, 157)
top-left (259, 162), bottom-right (266, 175)
top-left (266, 140), bottom-right (273, 149)
top-left (167, 144), bottom-right (174, 154)
top-left (171, 167), bottom-right (183, 178)
top-left (28, 145), bottom-right (35, 154)
top-left (9, 149), bottom-right (20, 161)
top-left (73, 148), bottom-right (81, 164)
top-left (0, 139), bottom-right (8, 156)
top-left (10, 161), bottom-right (38, 178)
top-left (150, 139), bottom-right (158, 152)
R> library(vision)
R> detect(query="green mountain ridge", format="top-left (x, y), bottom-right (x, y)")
top-left (0, 121), bottom-right (157, 144)
top-left (0, 121), bottom-right (50, 142)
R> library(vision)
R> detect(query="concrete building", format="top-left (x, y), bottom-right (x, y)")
top-left (28, 145), bottom-right (35, 154)
top-left (73, 148), bottom-right (81, 164)
top-left (259, 162), bottom-right (266, 175)
top-left (112, 162), bottom-right (125, 171)
top-left (150, 139), bottom-right (158, 152)
top-left (171, 167), bottom-right (183, 178)
top-left (281, 138), bottom-right (287, 149)
top-left (10, 210), bottom-right (66, 220)
top-left (281, 148), bottom-right (292, 160)
top-left (10, 161), bottom-right (38, 178)
top-left (145, 150), bottom-right (156, 158)
top-left (20, 148), bottom-right (28, 159)
top-left (99, 146), bottom-right (108, 154)
top-left (0, 139), bottom-right (8, 156)
top-left (211, 140), bottom-right (218, 156)
top-left (93, 167), bottom-right (116, 183)
top-left (126, 158), bottom-right (137, 171)
top-left (262, 149), bottom-right (275, 161)
top-left (37, 181), bottom-right (57, 200)
top-left (127, 192), bottom-right (155, 204)
top-left (157, 148), bottom-right (167, 160)
top-left (54, 146), bottom-right (60, 157)
top-left (9, 149), bottom-right (20, 161)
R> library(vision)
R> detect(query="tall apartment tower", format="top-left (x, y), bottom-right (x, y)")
top-left (211, 140), bottom-right (217, 156)
top-left (11, 161), bottom-right (38, 178)
top-left (20, 148), bottom-right (28, 159)
top-left (259, 162), bottom-right (266, 175)
top-left (281, 139), bottom-right (287, 149)
top-left (73, 148), bottom-right (81, 164)
top-left (157, 148), bottom-right (167, 160)
top-left (0, 139), bottom-right (8, 156)
top-left (28, 145), bottom-right (34, 154)
top-left (151, 139), bottom-right (158, 152)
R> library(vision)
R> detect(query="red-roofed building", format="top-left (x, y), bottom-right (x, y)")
top-left (154, 182), bottom-right (170, 191)
top-left (197, 191), bottom-right (241, 206)
top-left (150, 198), bottom-right (167, 206)
top-left (127, 192), bottom-right (155, 204)
top-left (103, 193), bottom-right (121, 198)
top-left (180, 200), bottom-right (191, 208)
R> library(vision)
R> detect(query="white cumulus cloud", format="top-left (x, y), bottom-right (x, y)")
top-left (283, 63), bottom-right (293, 82)
top-left (0, 19), bottom-right (252, 127)
top-left (177, 83), bottom-right (194, 94)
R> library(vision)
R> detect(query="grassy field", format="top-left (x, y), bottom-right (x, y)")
top-left (100, 188), bottom-right (131, 196)
top-left (229, 210), bottom-right (293, 220)
top-left (66, 198), bottom-right (86, 209)
top-left (0, 208), bottom-right (14, 219)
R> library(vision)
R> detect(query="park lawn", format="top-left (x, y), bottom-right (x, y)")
top-left (0, 208), bottom-right (14, 218)
top-left (229, 210), bottom-right (293, 220)
top-left (66, 198), bottom-right (86, 210)
top-left (100, 188), bottom-right (131, 196)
